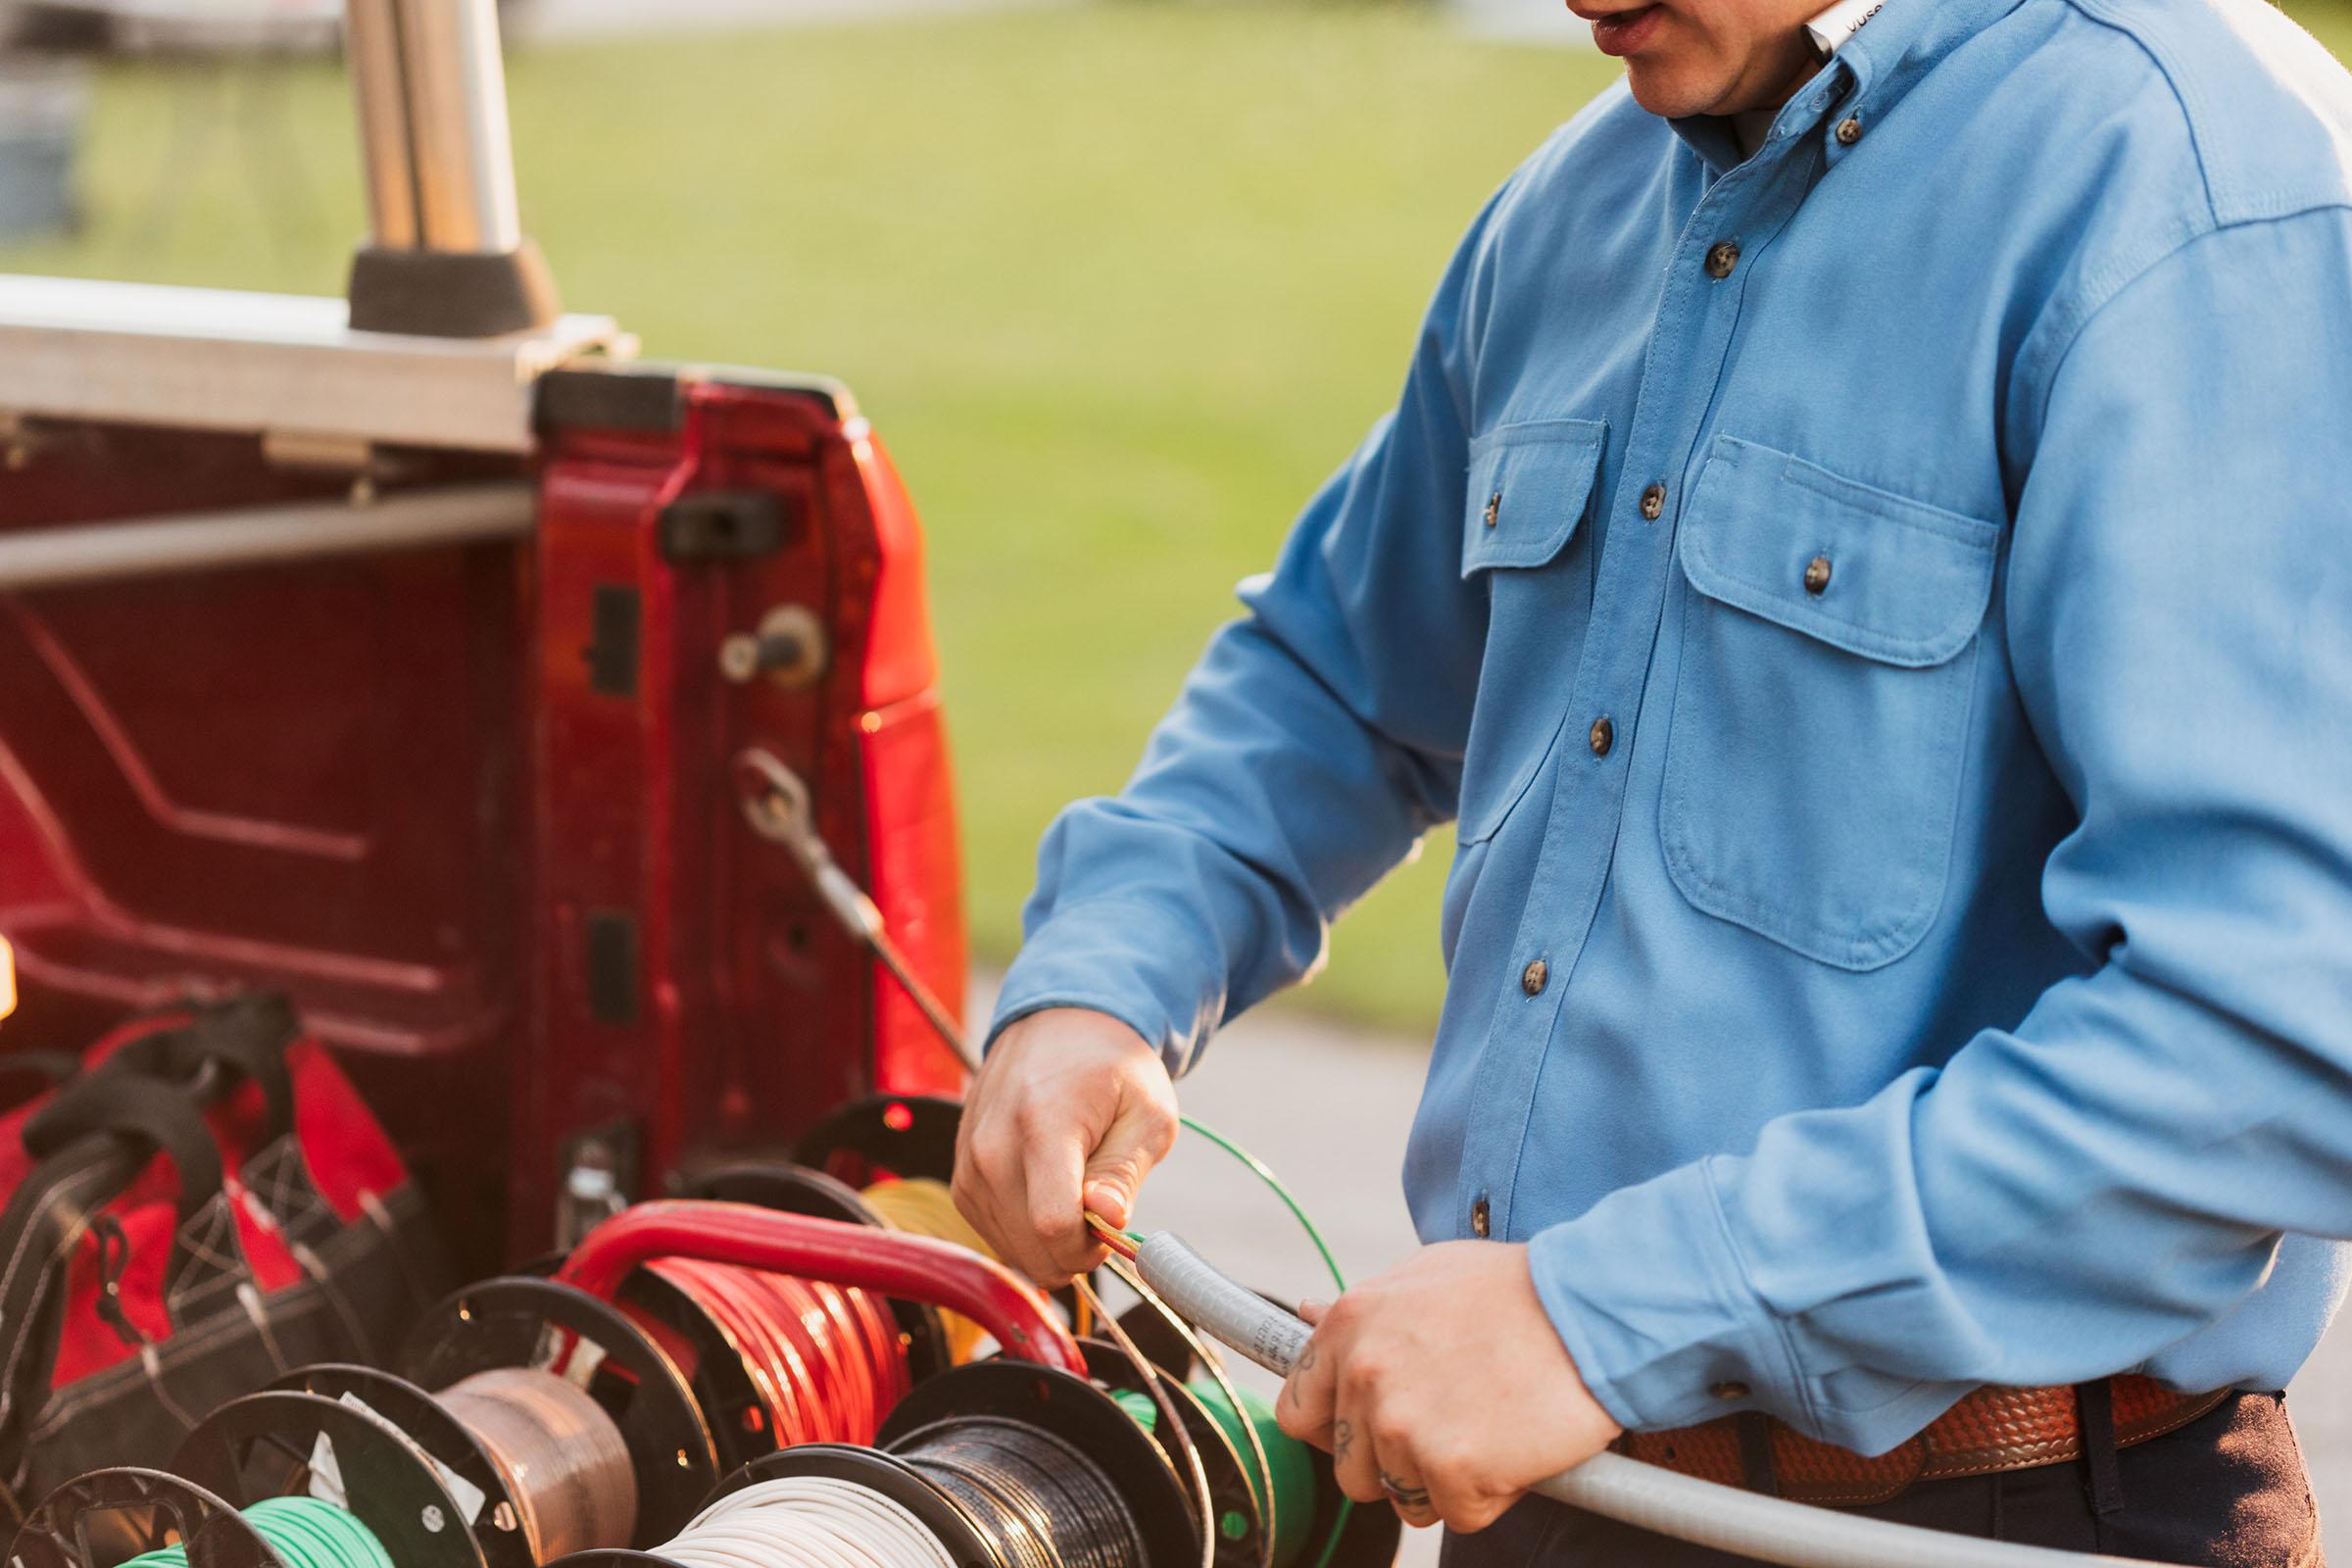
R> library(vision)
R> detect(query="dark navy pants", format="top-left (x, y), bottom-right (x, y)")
top-left (1439, 1394), bottom-right (2322, 1568)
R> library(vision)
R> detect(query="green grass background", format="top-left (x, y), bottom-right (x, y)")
top-left (8, 0), bottom-right (2349, 1034)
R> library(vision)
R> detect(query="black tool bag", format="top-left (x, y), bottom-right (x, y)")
top-left (0, 994), bottom-right (450, 1507)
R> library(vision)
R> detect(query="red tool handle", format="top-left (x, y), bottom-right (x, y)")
top-left (558, 1200), bottom-right (1086, 1373)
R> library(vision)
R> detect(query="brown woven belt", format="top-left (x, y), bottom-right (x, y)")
top-left (1618, 1376), bottom-right (2229, 1506)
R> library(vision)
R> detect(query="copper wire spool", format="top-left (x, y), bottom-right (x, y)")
top-left (435, 1369), bottom-right (639, 1561)
top-left (643, 1256), bottom-right (913, 1449)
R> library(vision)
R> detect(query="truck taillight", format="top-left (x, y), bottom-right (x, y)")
top-left (847, 430), bottom-right (970, 1098)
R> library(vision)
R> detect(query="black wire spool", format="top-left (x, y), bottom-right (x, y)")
top-left (397, 1276), bottom-right (716, 1545)
top-left (665, 1159), bottom-right (953, 1441)
top-left (170, 1392), bottom-right (486, 1568)
top-left (789, 1094), bottom-right (963, 1185)
top-left (871, 1358), bottom-right (1199, 1568)
top-left (11, 1470), bottom-right (280, 1568)
top-left (1076, 1340), bottom-right (1261, 1568)
top-left (260, 1367), bottom-right (531, 1568)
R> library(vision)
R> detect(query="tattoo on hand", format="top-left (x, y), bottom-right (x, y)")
top-left (1282, 1344), bottom-right (1316, 1407)
top-left (1334, 1418), bottom-right (1353, 1464)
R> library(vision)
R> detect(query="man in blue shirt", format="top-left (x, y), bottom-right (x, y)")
top-left (951, 0), bottom-right (2352, 1558)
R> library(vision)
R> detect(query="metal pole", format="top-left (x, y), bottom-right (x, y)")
top-left (345, 0), bottom-right (419, 250)
top-left (393, 0), bottom-right (524, 253)
top-left (0, 486), bottom-right (534, 591)
top-left (340, 0), bottom-right (555, 333)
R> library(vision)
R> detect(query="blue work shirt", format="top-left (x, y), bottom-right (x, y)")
top-left (992, 0), bottom-right (2352, 1455)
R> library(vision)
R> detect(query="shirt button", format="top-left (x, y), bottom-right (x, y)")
top-left (1521, 957), bottom-right (1548, 996)
top-left (1588, 716), bottom-right (1614, 758)
top-left (1804, 555), bottom-right (1833, 595)
top-left (1711, 1381), bottom-right (1752, 1401)
top-left (1484, 491), bottom-right (1501, 528)
top-left (1835, 116), bottom-right (1863, 147)
top-left (1704, 240), bottom-right (1740, 279)
top-left (1471, 1197), bottom-right (1492, 1238)
top-left (1639, 482), bottom-right (1667, 520)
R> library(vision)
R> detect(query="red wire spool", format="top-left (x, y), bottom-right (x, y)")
top-left (636, 1254), bottom-right (910, 1448)
top-left (562, 1201), bottom-right (1082, 1368)
top-left (560, 1202), bottom-right (1085, 1471)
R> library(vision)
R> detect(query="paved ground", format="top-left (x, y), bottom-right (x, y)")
top-left (975, 982), bottom-right (2352, 1562)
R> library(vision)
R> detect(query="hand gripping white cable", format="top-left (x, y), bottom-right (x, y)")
top-left (657, 1477), bottom-right (957, 1568)
top-left (1134, 1232), bottom-right (2180, 1568)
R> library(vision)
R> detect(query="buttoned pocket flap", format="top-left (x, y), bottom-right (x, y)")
top-left (1677, 437), bottom-right (1999, 667)
top-left (1460, 418), bottom-right (1608, 577)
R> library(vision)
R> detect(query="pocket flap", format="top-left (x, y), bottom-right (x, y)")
top-left (1460, 418), bottom-right (1607, 577)
top-left (1678, 437), bottom-right (1999, 667)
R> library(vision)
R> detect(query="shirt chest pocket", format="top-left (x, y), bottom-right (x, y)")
top-left (1659, 437), bottom-right (2000, 970)
top-left (1454, 417), bottom-right (1607, 846)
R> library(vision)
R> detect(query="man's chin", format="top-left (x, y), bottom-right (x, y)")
top-left (1622, 64), bottom-right (1725, 121)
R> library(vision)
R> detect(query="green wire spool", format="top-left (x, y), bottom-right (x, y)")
top-left (119, 1498), bottom-right (394, 1568)
top-left (1189, 1378), bottom-right (1315, 1568)
top-left (1113, 1380), bottom-right (1318, 1568)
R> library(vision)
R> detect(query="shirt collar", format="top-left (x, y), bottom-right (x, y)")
top-left (1668, 0), bottom-right (2023, 173)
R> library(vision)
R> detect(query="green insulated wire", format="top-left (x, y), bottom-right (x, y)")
top-left (121, 1498), bottom-right (396, 1568)
top-left (1178, 1116), bottom-right (1346, 1297)
top-left (1173, 1115), bottom-right (1354, 1568)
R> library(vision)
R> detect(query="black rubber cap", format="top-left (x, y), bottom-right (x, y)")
top-left (346, 240), bottom-right (562, 338)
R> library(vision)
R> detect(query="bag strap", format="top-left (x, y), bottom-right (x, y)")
top-left (106, 994), bottom-right (300, 1147)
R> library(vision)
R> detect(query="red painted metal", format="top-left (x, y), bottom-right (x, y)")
top-left (0, 367), bottom-right (968, 1273)
top-left (560, 1200), bottom-right (1081, 1372)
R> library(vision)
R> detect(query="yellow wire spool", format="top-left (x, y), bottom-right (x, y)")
top-left (860, 1176), bottom-right (997, 1360)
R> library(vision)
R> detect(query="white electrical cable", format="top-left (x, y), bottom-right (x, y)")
top-left (656, 1477), bottom-right (957, 1568)
top-left (1134, 1232), bottom-right (2180, 1568)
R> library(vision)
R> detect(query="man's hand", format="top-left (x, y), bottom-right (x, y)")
top-left (952, 1007), bottom-right (1178, 1285)
top-left (1276, 1242), bottom-right (1622, 1533)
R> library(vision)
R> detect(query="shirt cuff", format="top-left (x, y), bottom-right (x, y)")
top-left (986, 897), bottom-right (1229, 1076)
top-left (1531, 1158), bottom-right (1976, 1453)
top-left (1529, 1157), bottom-right (1813, 1436)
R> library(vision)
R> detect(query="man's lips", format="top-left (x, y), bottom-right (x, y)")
top-left (1577, 1), bottom-right (1664, 55)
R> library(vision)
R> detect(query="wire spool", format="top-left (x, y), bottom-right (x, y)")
top-left (551, 1362), bottom-right (1196, 1568)
top-left (543, 1447), bottom-right (999, 1568)
top-left (860, 1179), bottom-right (1001, 1364)
top-left (169, 1392), bottom-right (488, 1568)
top-left (1183, 1384), bottom-right (1312, 1568)
top-left (647, 1163), bottom-right (945, 1473)
top-left (790, 1095), bottom-right (964, 1187)
top-left (398, 1275), bottom-right (717, 1546)
top-left (116, 1498), bottom-right (395, 1568)
top-left (437, 1371), bottom-right (637, 1558)
top-left (1080, 1343), bottom-right (1266, 1568)
top-left (270, 1364), bottom-right (636, 1568)
top-left (875, 1359), bottom-right (1199, 1568)
top-left (685, 1159), bottom-right (1086, 1364)
top-left (625, 1253), bottom-right (912, 1460)
top-left (672, 1162), bottom-right (952, 1403)
top-left (265, 1368), bottom-right (533, 1568)
top-left (14, 1470), bottom-right (286, 1568)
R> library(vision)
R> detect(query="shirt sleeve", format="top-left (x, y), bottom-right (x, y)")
top-left (986, 185), bottom-right (1512, 1076)
top-left (1530, 207), bottom-right (2352, 1453)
